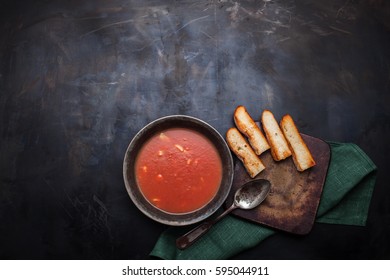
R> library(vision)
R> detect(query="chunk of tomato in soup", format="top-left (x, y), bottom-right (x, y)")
top-left (135, 128), bottom-right (222, 214)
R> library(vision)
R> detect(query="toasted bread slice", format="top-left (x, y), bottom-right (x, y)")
top-left (261, 110), bottom-right (292, 161)
top-left (234, 105), bottom-right (270, 155)
top-left (281, 114), bottom-right (316, 171)
top-left (226, 127), bottom-right (265, 178)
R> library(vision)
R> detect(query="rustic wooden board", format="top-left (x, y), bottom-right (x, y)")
top-left (226, 134), bottom-right (331, 235)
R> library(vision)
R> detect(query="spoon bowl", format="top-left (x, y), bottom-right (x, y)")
top-left (176, 179), bottom-right (271, 249)
top-left (234, 179), bottom-right (271, 209)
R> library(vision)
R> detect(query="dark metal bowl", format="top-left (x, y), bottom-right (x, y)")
top-left (123, 115), bottom-right (234, 226)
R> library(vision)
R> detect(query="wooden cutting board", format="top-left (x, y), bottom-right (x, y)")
top-left (226, 134), bottom-right (331, 235)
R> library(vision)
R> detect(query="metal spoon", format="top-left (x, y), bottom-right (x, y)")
top-left (176, 179), bottom-right (271, 250)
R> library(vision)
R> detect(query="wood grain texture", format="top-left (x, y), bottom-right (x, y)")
top-left (227, 134), bottom-right (330, 235)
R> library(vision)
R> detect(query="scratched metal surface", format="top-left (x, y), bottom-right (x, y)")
top-left (0, 0), bottom-right (389, 259)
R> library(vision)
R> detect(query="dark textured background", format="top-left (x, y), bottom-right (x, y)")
top-left (0, 0), bottom-right (389, 259)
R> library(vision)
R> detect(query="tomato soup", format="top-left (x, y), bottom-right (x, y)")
top-left (135, 127), bottom-right (223, 214)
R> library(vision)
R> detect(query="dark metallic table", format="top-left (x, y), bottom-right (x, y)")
top-left (0, 0), bottom-right (389, 259)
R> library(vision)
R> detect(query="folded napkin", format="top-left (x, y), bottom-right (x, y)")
top-left (150, 142), bottom-right (377, 259)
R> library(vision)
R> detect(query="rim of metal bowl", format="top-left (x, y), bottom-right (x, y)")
top-left (123, 115), bottom-right (234, 226)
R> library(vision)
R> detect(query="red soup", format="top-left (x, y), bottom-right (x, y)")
top-left (135, 127), bottom-right (223, 214)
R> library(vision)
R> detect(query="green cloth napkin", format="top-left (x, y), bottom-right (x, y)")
top-left (150, 142), bottom-right (377, 259)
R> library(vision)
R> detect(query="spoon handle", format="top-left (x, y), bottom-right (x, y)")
top-left (176, 204), bottom-right (236, 250)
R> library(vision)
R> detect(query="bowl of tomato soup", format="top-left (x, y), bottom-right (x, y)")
top-left (123, 115), bottom-right (234, 226)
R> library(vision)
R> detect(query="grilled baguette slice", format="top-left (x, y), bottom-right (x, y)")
top-left (234, 105), bottom-right (270, 155)
top-left (226, 127), bottom-right (265, 178)
top-left (281, 114), bottom-right (316, 171)
top-left (261, 110), bottom-right (292, 161)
